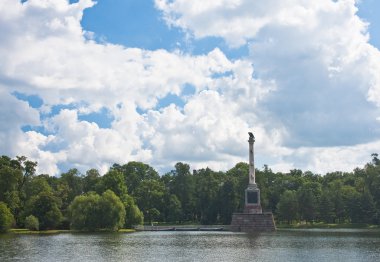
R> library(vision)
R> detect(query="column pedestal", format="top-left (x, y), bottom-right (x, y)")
top-left (244, 184), bottom-right (262, 214)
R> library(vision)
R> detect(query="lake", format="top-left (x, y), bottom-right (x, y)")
top-left (1, 229), bottom-right (380, 261)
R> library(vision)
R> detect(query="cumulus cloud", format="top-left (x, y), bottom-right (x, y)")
top-left (0, 0), bottom-right (379, 175)
top-left (155, 0), bottom-right (380, 171)
top-left (0, 0), bottom-right (272, 174)
top-left (0, 88), bottom-right (40, 153)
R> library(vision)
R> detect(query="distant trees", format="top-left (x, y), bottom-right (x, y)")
top-left (23, 191), bottom-right (62, 230)
top-left (0, 156), bottom-right (23, 216)
top-left (276, 190), bottom-right (298, 223)
top-left (0, 154), bottom-right (380, 232)
top-left (168, 163), bottom-right (196, 221)
top-left (194, 168), bottom-right (223, 224)
top-left (0, 202), bottom-right (14, 232)
top-left (135, 179), bottom-right (165, 223)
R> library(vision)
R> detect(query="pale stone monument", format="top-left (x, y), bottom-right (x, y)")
top-left (244, 132), bottom-right (262, 214)
top-left (230, 132), bottom-right (276, 232)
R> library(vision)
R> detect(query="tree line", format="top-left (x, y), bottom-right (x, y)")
top-left (1, 154), bottom-right (380, 232)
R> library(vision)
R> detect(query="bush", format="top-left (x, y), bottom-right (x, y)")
top-left (0, 201), bottom-right (14, 232)
top-left (69, 190), bottom-right (125, 231)
top-left (25, 215), bottom-right (39, 231)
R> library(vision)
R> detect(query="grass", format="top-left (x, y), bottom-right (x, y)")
top-left (148, 221), bottom-right (201, 226)
top-left (7, 228), bottom-right (136, 235)
top-left (118, 229), bottom-right (135, 233)
top-left (9, 229), bottom-right (71, 234)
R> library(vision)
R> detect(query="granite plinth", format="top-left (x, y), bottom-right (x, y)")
top-left (230, 213), bottom-right (276, 232)
top-left (244, 204), bottom-right (262, 214)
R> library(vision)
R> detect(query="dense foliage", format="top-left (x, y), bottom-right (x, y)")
top-left (0, 153), bottom-right (379, 231)
top-left (69, 190), bottom-right (125, 231)
top-left (24, 215), bottom-right (39, 231)
top-left (0, 201), bottom-right (14, 232)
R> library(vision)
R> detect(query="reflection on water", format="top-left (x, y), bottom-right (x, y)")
top-left (1, 229), bottom-right (380, 261)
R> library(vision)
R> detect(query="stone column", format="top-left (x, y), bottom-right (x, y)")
top-left (248, 133), bottom-right (255, 185)
top-left (245, 132), bottom-right (262, 214)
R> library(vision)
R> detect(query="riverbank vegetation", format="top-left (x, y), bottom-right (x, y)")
top-left (1, 154), bottom-right (380, 232)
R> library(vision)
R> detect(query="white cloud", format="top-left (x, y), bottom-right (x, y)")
top-left (0, 0), bottom-right (379, 176)
top-left (142, 89), bottom-right (290, 173)
top-left (155, 0), bottom-right (366, 47)
top-left (285, 140), bottom-right (380, 174)
top-left (154, 0), bottom-right (380, 171)
top-left (0, 89), bottom-right (40, 154)
top-left (0, 0), bottom-right (271, 175)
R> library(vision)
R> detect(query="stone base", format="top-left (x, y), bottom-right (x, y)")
top-left (230, 213), bottom-right (276, 232)
top-left (244, 204), bottom-right (262, 214)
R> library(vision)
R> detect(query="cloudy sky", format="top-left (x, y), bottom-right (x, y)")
top-left (1, 0), bottom-right (380, 176)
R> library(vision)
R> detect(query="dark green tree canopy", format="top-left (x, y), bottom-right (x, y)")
top-left (0, 201), bottom-right (14, 232)
top-left (0, 154), bottom-right (380, 230)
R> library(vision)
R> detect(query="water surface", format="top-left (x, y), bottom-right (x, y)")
top-left (1, 229), bottom-right (380, 261)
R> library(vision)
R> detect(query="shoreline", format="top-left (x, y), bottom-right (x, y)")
top-left (4, 228), bottom-right (136, 235)
top-left (276, 223), bottom-right (380, 229)
top-left (3, 223), bottom-right (380, 235)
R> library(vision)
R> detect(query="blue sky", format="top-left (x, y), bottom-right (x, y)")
top-left (79, 0), bottom-right (380, 54)
top-left (1, 0), bottom-right (380, 175)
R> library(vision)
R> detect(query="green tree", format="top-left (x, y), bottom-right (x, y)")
top-left (327, 180), bottom-right (346, 223)
top-left (371, 153), bottom-right (380, 166)
top-left (112, 162), bottom-right (159, 195)
top-left (226, 163), bottom-right (249, 211)
top-left (298, 189), bottom-right (317, 222)
top-left (219, 176), bottom-right (239, 224)
top-left (98, 190), bottom-right (126, 230)
top-left (135, 179), bottom-right (166, 223)
top-left (364, 161), bottom-right (380, 212)
top-left (25, 215), bottom-right (39, 231)
top-left (163, 194), bottom-right (182, 223)
top-left (319, 192), bottom-right (335, 223)
top-left (24, 191), bottom-right (62, 230)
top-left (341, 185), bottom-right (361, 223)
top-left (276, 190), bottom-right (298, 224)
top-left (0, 156), bottom-right (23, 214)
top-left (256, 165), bottom-right (277, 211)
top-left (298, 182), bottom-right (321, 222)
top-left (83, 169), bottom-right (101, 193)
top-left (97, 170), bottom-right (128, 200)
top-left (14, 156), bottom-right (37, 192)
top-left (69, 192), bottom-right (101, 231)
top-left (0, 202), bottom-right (14, 232)
top-left (69, 190), bottom-right (126, 231)
top-left (58, 169), bottom-right (83, 212)
top-left (170, 162), bottom-right (196, 221)
top-left (194, 168), bottom-right (221, 224)
top-left (358, 190), bottom-right (377, 223)
top-left (23, 175), bottom-right (52, 199)
top-left (123, 195), bottom-right (144, 228)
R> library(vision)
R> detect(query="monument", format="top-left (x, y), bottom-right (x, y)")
top-left (230, 132), bottom-right (276, 232)
top-left (244, 132), bottom-right (262, 214)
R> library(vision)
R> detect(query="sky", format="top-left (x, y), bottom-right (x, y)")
top-left (1, 0), bottom-right (380, 176)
